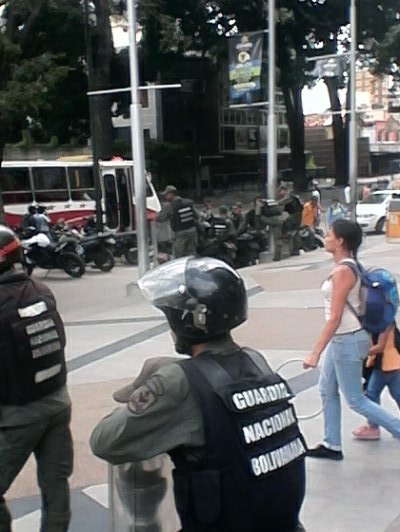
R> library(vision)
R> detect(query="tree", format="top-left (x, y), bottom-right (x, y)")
top-left (285, 0), bottom-right (400, 186)
top-left (86, 0), bottom-right (114, 159)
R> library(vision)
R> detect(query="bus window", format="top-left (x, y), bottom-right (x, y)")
top-left (0, 167), bottom-right (33, 204)
top-left (128, 174), bottom-right (152, 197)
top-left (103, 173), bottom-right (119, 229)
top-left (33, 167), bottom-right (69, 203)
top-left (68, 166), bottom-right (95, 201)
top-left (116, 171), bottom-right (131, 230)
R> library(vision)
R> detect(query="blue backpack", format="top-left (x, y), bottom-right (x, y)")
top-left (344, 261), bottom-right (399, 334)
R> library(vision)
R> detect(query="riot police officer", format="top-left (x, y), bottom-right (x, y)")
top-left (156, 185), bottom-right (199, 258)
top-left (211, 205), bottom-right (237, 242)
top-left (0, 225), bottom-right (73, 532)
top-left (90, 257), bottom-right (306, 532)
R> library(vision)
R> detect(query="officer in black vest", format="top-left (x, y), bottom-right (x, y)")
top-left (211, 205), bottom-right (237, 242)
top-left (0, 225), bottom-right (73, 532)
top-left (90, 257), bottom-right (306, 532)
top-left (157, 185), bottom-right (199, 258)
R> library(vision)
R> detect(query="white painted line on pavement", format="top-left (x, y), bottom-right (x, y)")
top-left (14, 509), bottom-right (40, 531)
top-left (82, 483), bottom-right (109, 509)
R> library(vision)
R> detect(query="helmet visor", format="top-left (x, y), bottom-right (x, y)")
top-left (138, 256), bottom-right (240, 310)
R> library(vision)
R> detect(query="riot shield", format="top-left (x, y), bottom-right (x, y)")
top-left (109, 454), bottom-right (181, 532)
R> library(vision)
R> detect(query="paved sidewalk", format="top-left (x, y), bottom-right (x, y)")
top-left (7, 236), bottom-right (400, 532)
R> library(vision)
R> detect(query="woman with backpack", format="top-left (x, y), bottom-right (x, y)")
top-left (303, 219), bottom-right (400, 460)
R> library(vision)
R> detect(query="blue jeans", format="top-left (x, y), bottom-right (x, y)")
top-left (319, 329), bottom-right (400, 449)
top-left (366, 369), bottom-right (400, 429)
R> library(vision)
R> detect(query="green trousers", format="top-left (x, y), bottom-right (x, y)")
top-left (173, 229), bottom-right (198, 258)
top-left (0, 407), bottom-right (73, 532)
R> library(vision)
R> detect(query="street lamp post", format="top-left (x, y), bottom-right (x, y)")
top-left (84, 0), bottom-right (103, 233)
top-left (267, 0), bottom-right (277, 200)
top-left (127, 0), bottom-right (150, 276)
top-left (349, 0), bottom-right (358, 220)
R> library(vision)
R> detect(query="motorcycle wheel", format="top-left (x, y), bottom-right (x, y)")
top-left (124, 248), bottom-right (138, 265)
top-left (60, 252), bottom-right (86, 278)
top-left (94, 248), bottom-right (115, 272)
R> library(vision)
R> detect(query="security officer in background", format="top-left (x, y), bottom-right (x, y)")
top-left (277, 185), bottom-right (303, 258)
top-left (0, 226), bottom-right (73, 532)
top-left (211, 205), bottom-right (237, 242)
top-left (230, 202), bottom-right (245, 235)
top-left (90, 257), bottom-right (306, 532)
top-left (156, 185), bottom-right (199, 258)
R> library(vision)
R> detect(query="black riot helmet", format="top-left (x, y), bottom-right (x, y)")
top-left (138, 257), bottom-right (247, 353)
top-left (0, 225), bottom-right (23, 273)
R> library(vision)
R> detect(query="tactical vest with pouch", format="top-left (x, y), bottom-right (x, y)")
top-left (169, 349), bottom-right (306, 532)
top-left (0, 273), bottom-right (67, 405)
top-left (171, 199), bottom-right (196, 232)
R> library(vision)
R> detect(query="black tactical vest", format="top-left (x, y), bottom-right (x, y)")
top-left (171, 199), bottom-right (196, 232)
top-left (169, 349), bottom-right (306, 532)
top-left (210, 217), bottom-right (228, 238)
top-left (0, 272), bottom-right (67, 405)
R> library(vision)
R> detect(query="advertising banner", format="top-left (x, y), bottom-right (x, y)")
top-left (228, 31), bottom-right (265, 106)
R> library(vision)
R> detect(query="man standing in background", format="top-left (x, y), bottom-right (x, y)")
top-left (156, 185), bottom-right (199, 258)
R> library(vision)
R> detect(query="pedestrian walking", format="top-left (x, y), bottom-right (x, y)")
top-left (0, 225), bottom-right (73, 532)
top-left (156, 185), bottom-right (199, 258)
top-left (91, 257), bottom-right (307, 531)
top-left (326, 198), bottom-right (347, 227)
top-left (353, 323), bottom-right (400, 440)
top-left (303, 219), bottom-right (400, 460)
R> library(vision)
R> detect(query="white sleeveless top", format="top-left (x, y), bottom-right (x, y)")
top-left (321, 258), bottom-right (362, 334)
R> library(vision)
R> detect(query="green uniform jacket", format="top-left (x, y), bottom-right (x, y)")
top-left (90, 338), bottom-right (240, 464)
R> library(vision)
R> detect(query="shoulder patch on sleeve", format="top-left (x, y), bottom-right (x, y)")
top-left (128, 375), bottom-right (165, 414)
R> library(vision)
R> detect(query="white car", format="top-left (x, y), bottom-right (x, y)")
top-left (356, 190), bottom-right (400, 233)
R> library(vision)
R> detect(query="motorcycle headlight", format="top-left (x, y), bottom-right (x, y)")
top-left (106, 237), bottom-right (116, 245)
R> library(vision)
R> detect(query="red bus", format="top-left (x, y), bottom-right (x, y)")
top-left (0, 159), bottom-right (161, 229)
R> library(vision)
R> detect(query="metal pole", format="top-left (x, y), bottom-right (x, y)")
top-left (127, 0), bottom-right (149, 276)
top-left (267, 0), bottom-right (277, 200)
top-left (349, 0), bottom-right (357, 220)
top-left (84, 0), bottom-right (103, 232)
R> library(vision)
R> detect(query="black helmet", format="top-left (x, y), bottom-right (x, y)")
top-left (0, 225), bottom-right (23, 273)
top-left (138, 257), bottom-right (247, 352)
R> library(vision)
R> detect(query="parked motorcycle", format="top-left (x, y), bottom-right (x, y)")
top-left (197, 237), bottom-right (237, 268)
top-left (112, 232), bottom-right (138, 265)
top-left (299, 225), bottom-right (325, 252)
top-left (53, 223), bottom-right (116, 272)
top-left (234, 232), bottom-right (260, 268)
top-left (22, 232), bottom-right (85, 278)
top-left (80, 233), bottom-right (116, 272)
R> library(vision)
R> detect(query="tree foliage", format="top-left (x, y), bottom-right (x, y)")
top-left (0, 0), bottom-right (88, 153)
